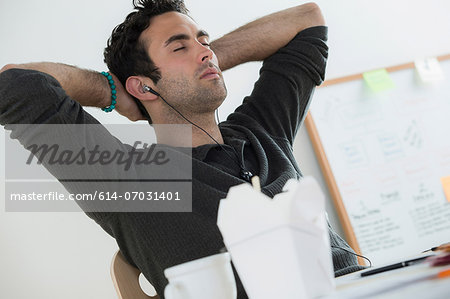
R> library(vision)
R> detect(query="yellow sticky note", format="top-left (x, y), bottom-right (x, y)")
top-left (441, 176), bottom-right (450, 202)
top-left (363, 69), bottom-right (395, 92)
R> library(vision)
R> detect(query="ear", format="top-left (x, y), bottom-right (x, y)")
top-left (125, 76), bottom-right (159, 101)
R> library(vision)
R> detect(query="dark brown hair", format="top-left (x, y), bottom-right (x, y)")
top-left (103, 0), bottom-right (189, 123)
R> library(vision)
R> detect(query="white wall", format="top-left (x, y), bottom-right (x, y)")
top-left (1, 0), bottom-right (450, 298)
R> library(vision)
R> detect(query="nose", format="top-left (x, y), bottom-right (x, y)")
top-left (197, 44), bottom-right (213, 64)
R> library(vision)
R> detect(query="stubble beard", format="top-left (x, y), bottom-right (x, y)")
top-left (156, 74), bottom-right (228, 116)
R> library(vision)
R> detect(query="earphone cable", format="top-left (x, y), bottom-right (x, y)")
top-left (157, 93), bottom-right (247, 174)
top-left (331, 246), bottom-right (372, 267)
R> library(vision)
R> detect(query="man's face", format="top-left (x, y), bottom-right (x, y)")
top-left (141, 12), bottom-right (227, 116)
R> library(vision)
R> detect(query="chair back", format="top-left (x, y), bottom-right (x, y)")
top-left (111, 250), bottom-right (159, 299)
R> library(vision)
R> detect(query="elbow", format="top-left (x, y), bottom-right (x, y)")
top-left (298, 2), bottom-right (326, 29)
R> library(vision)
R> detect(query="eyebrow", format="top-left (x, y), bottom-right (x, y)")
top-left (164, 30), bottom-right (210, 47)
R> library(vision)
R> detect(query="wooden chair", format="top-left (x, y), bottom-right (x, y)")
top-left (111, 250), bottom-right (160, 299)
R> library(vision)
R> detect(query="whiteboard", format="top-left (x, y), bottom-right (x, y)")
top-left (306, 55), bottom-right (450, 265)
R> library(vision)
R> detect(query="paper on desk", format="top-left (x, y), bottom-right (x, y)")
top-left (327, 263), bottom-right (445, 299)
top-left (217, 177), bottom-right (335, 299)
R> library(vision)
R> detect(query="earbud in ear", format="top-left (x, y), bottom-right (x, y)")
top-left (143, 85), bottom-right (160, 97)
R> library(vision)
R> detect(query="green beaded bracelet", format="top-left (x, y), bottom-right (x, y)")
top-left (100, 71), bottom-right (117, 112)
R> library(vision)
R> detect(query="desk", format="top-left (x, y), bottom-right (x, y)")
top-left (323, 262), bottom-right (450, 298)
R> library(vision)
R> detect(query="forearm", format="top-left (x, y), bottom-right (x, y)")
top-left (211, 2), bottom-right (325, 71)
top-left (0, 62), bottom-right (110, 108)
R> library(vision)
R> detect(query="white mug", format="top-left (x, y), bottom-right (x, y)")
top-left (164, 252), bottom-right (237, 299)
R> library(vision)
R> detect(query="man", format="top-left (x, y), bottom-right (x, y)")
top-left (0, 0), bottom-right (364, 297)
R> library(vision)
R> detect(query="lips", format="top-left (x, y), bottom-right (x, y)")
top-left (200, 67), bottom-right (219, 79)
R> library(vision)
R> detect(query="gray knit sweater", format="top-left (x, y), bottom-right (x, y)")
top-left (0, 26), bottom-right (364, 298)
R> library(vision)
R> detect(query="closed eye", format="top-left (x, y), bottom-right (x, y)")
top-left (174, 43), bottom-right (209, 52)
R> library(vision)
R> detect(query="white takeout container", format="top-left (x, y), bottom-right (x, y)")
top-left (217, 177), bottom-right (335, 299)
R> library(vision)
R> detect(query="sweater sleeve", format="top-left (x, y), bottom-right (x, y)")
top-left (0, 69), bottom-right (141, 220)
top-left (328, 222), bottom-right (368, 276)
top-left (227, 26), bottom-right (328, 145)
top-left (0, 68), bottom-right (100, 126)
